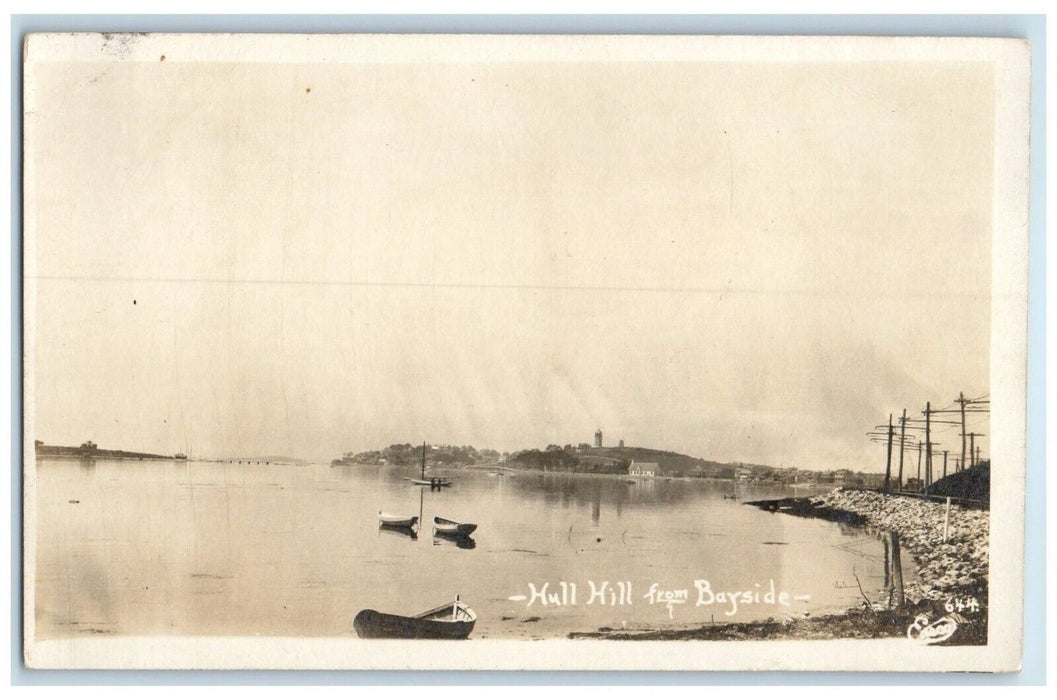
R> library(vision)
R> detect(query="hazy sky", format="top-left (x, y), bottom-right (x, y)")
top-left (26, 44), bottom-right (994, 469)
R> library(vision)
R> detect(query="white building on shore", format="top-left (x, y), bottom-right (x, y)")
top-left (629, 461), bottom-right (658, 477)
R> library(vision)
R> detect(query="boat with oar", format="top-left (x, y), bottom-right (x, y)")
top-left (433, 516), bottom-right (477, 537)
top-left (353, 596), bottom-right (476, 639)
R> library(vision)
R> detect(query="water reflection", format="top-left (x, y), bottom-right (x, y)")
top-left (514, 471), bottom-right (700, 512)
top-left (378, 524), bottom-right (418, 541)
top-left (34, 459), bottom-right (903, 640)
top-left (432, 533), bottom-right (477, 550)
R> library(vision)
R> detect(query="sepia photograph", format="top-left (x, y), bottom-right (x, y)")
top-left (21, 32), bottom-right (1030, 671)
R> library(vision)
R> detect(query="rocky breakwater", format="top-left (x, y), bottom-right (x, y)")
top-left (572, 490), bottom-right (989, 642)
top-left (808, 490), bottom-right (989, 605)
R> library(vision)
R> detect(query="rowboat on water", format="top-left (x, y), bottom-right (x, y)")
top-left (406, 442), bottom-right (453, 487)
top-left (378, 512), bottom-right (419, 529)
top-left (353, 596), bottom-right (476, 639)
top-left (433, 516), bottom-right (477, 537)
top-left (404, 477), bottom-right (453, 487)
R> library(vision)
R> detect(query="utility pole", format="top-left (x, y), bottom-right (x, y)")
top-left (943, 450), bottom-right (948, 480)
top-left (959, 391), bottom-right (967, 474)
top-left (924, 402), bottom-right (932, 492)
top-left (969, 432), bottom-right (976, 469)
top-left (897, 409), bottom-right (907, 491)
top-left (916, 442), bottom-right (922, 493)
top-left (884, 414), bottom-right (894, 493)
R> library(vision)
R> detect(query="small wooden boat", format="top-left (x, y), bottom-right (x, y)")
top-left (405, 442), bottom-right (452, 487)
top-left (353, 596), bottom-right (476, 639)
top-left (433, 516), bottom-right (477, 537)
top-left (404, 477), bottom-right (452, 487)
top-left (378, 512), bottom-right (419, 529)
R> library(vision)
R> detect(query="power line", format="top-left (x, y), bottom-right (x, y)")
top-left (869, 390), bottom-right (990, 486)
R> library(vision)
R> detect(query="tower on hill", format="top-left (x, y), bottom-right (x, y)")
top-left (594, 428), bottom-right (603, 448)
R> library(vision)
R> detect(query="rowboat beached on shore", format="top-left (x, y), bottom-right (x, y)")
top-left (433, 516), bottom-right (477, 537)
top-left (353, 596), bottom-right (476, 639)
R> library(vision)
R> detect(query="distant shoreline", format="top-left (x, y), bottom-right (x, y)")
top-left (332, 442), bottom-right (892, 488)
top-left (34, 443), bottom-right (181, 461)
top-left (347, 460), bottom-right (838, 489)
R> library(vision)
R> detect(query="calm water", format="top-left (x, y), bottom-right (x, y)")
top-left (34, 458), bottom-right (909, 640)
